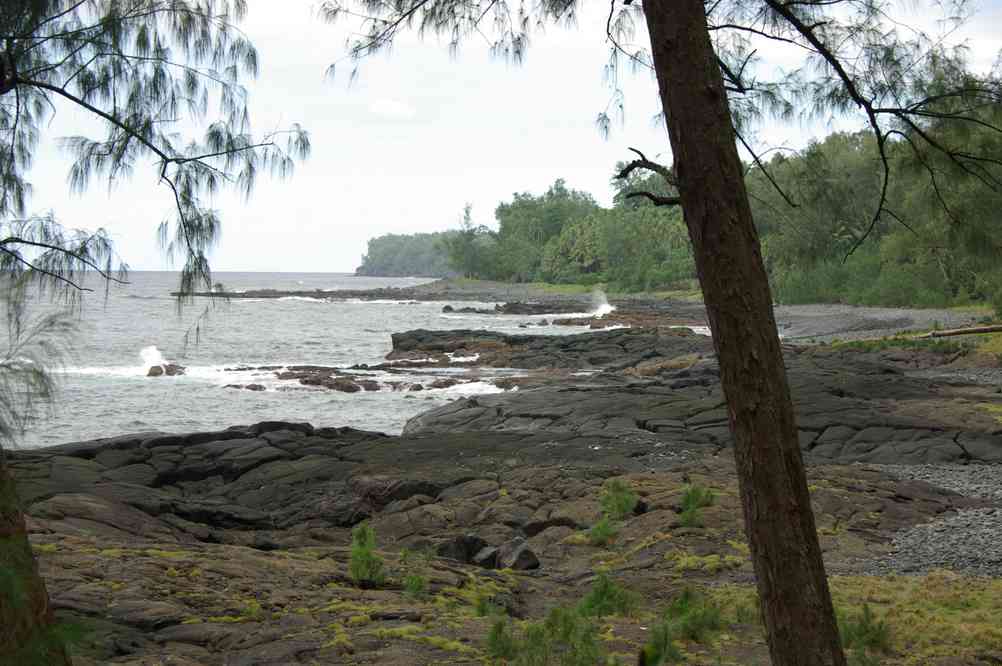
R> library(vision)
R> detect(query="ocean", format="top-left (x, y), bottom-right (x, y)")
top-left (14, 272), bottom-right (597, 449)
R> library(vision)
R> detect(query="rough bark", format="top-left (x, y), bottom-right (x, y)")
top-left (0, 457), bottom-right (70, 664)
top-left (639, 2), bottom-right (845, 664)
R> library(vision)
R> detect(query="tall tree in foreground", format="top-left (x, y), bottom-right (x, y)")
top-left (321, 1), bottom-right (1001, 663)
top-left (0, 1), bottom-right (308, 658)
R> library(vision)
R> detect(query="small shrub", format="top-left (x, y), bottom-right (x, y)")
top-left (839, 604), bottom-right (891, 653)
top-left (680, 484), bottom-right (715, 513)
top-left (348, 523), bottom-right (385, 587)
top-left (577, 573), bottom-right (638, 618)
top-left (600, 479), bottom-right (639, 521)
top-left (486, 618), bottom-right (518, 661)
top-left (733, 600), bottom-right (760, 625)
top-left (678, 484), bottom-right (715, 527)
top-left (587, 517), bottom-right (619, 546)
top-left (475, 594), bottom-right (504, 617)
top-left (404, 574), bottom-right (427, 598)
top-left (639, 620), bottom-right (683, 666)
top-left (484, 607), bottom-right (611, 665)
top-left (541, 607), bottom-right (604, 666)
top-left (665, 588), bottom-right (722, 643)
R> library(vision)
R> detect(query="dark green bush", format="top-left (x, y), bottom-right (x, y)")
top-left (587, 517), bottom-right (619, 546)
top-left (348, 523), bottom-right (384, 587)
top-left (577, 573), bottom-right (638, 618)
top-left (600, 479), bottom-right (639, 521)
top-left (839, 604), bottom-right (891, 654)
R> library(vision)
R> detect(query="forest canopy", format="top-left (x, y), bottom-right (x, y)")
top-left (355, 231), bottom-right (457, 277)
top-left (360, 122), bottom-right (1002, 312)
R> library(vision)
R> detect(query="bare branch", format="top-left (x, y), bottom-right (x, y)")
top-left (624, 191), bottom-right (681, 207)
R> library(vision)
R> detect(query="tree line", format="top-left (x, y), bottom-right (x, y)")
top-left (367, 118), bottom-right (1002, 314)
top-left (355, 231), bottom-right (458, 277)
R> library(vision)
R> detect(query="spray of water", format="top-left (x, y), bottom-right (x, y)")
top-left (140, 345), bottom-right (167, 369)
top-left (590, 289), bottom-right (616, 318)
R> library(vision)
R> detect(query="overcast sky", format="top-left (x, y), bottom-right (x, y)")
top-left (24, 1), bottom-right (1002, 272)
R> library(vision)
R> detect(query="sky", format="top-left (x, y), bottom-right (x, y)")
top-left (22, 1), bottom-right (1002, 272)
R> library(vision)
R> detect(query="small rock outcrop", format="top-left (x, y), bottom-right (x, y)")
top-left (147, 363), bottom-right (186, 377)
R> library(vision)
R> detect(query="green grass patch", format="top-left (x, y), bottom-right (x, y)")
top-left (485, 607), bottom-right (609, 665)
top-left (640, 588), bottom-right (723, 665)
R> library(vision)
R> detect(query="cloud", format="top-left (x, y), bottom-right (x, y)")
top-left (368, 98), bottom-right (417, 120)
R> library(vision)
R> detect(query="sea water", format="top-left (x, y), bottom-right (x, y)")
top-left (13, 272), bottom-right (600, 448)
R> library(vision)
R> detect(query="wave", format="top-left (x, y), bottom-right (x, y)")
top-left (433, 381), bottom-right (509, 396)
top-left (339, 298), bottom-right (421, 305)
top-left (140, 345), bottom-right (167, 368)
top-left (278, 296), bottom-right (328, 303)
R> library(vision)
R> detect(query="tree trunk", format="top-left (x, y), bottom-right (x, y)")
top-left (639, 3), bottom-right (845, 664)
top-left (0, 456), bottom-right (70, 664)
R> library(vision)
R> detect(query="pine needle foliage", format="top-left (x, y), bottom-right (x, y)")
top-left (599, 478), bottom-right (638, 522)
top-left (348, 522), bottom-right (385, 587)
top-left (0, 0), bottom-right (310, 301)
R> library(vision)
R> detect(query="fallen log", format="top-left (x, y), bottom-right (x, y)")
top-left (914, 324), bottom-right (1002, 339)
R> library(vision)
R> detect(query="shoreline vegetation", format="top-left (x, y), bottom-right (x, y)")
top-left (13, 284), bottom-right (1002, 664)
top-left (354, 128), bottom-right (1002, 316)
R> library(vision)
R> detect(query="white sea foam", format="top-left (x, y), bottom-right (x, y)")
top-left (591, 289), bottom-right (617, 318)
top-left (447, 353), bottom-right (480, 363)
top-left (140, 345), bottom-right (166, 368)
top-left (434, 381), bottom-right (508, 395)
top-left (278, 296), bottom-right (328, 303)
top-left (672, 325), bottom-right (712, 336)
top-left (339, 298), bottom-right (421, 305)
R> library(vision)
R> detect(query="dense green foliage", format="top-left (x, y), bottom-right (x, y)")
top-left (751, 116), bottom-right (1002, 311)
top-left (429, 178), bottom-right (696, 292)
top-left (356, 231), bottom-right (457, 277)
top-left (373, 114), bottom-right (1002, 311)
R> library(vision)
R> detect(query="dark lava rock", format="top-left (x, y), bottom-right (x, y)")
top-left (147, 364), bottom-right (186, 377)
top-left (224, 384), bottom-right (266, 392)
top-left (473, 546), bottom-right (500, 569)
top-left (389, 327), bottom-right (713, 370)
top-left (436, 534), bottom-right (490, 563)
top-left (497, 538), bottom-right (540, 570)
top-left (402, 346), bottom-right (1002, 466)
top-left (330, 378), bottom-right (361, 393)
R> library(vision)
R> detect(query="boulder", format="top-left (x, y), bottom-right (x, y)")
top-left (497, 538), bottom-right (540, 570)
top-left (472, 546), bottom-right (499, 569)
top-left (148, 363), bottom-right (186, 377)
top-left (329, 378), bottom-right (361, 393)
top-left (436, 534), bottom-right (490, 563)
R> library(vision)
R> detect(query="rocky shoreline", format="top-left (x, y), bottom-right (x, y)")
top-left (12, 296), bottom-right (1002, 664)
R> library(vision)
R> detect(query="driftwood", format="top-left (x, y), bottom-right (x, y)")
top-left (914, 325), bottom-right (1002, 339)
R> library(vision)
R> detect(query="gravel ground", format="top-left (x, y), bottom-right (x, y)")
top-left (865, 463), bottom-right (1002, 576)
